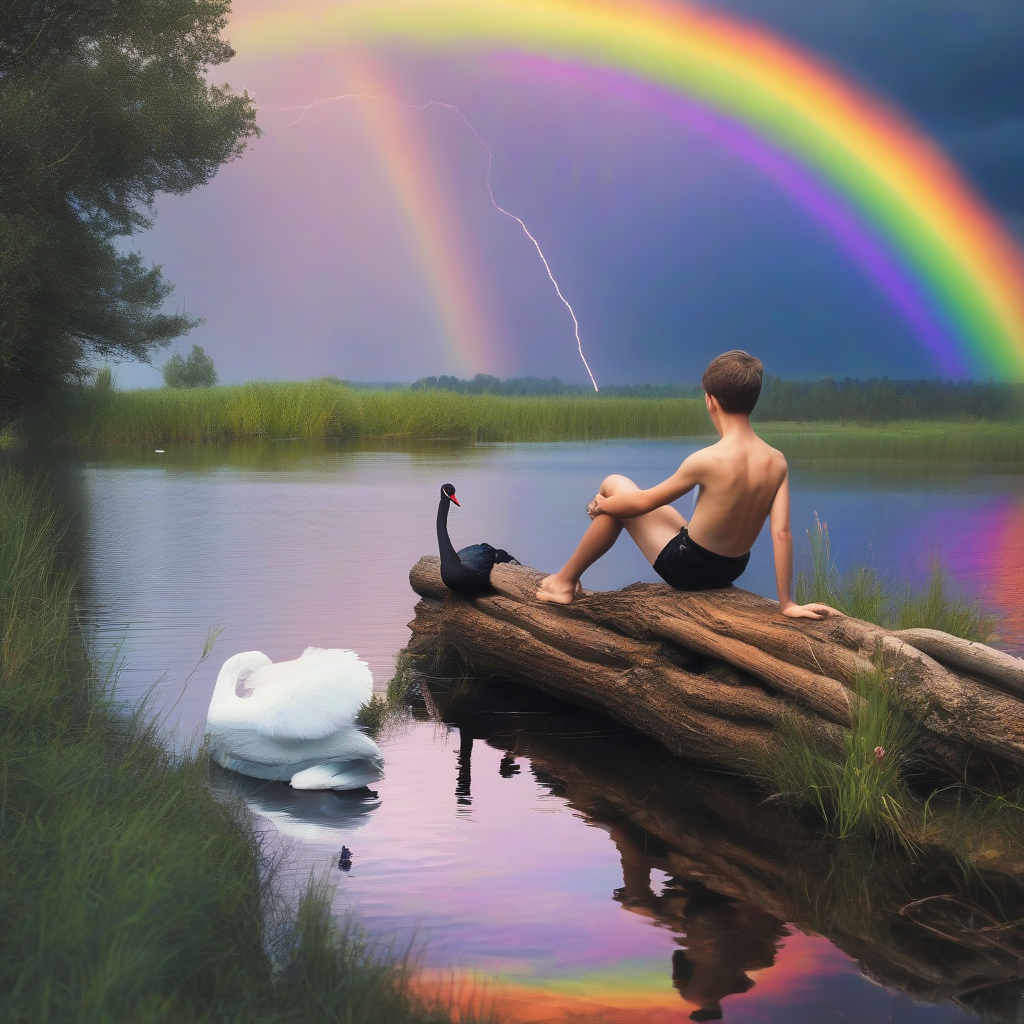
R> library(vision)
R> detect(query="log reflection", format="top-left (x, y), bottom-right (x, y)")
top-left (419, 674), bottom-right (1024, 1023)
top-left (455, 730), bottom-right (473, 808)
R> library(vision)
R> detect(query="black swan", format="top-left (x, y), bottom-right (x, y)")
top-left (437, 483), bottom-right (518, 596)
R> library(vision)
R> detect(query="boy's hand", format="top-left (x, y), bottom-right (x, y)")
top-left (780, 601), bottom-right (841, 620)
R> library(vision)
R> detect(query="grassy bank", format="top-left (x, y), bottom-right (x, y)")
top-left (27, 381), bottom-right (711, 445)
top-left (0, 468), bottom-right (485, 1023)
top-left (796, 515), bottom-right (999, 638)
top-left (749, 521), bottom-right (1023, 856)
top-left (759, 421), bottom-right (1024, 465)
top-left (18, 381), bottom-right (1024, 462)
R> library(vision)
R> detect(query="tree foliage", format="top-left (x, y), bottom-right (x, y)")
top-left (162, 343), bottom-right (217, 388)
top-left (408, 373), bottom-right (1024, 419)
top-left (410, 373), bottom-right (701, 398)
top-left (0, 0), bottom-right (257, 411)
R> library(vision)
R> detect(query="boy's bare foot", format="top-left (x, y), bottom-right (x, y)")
top-left (536, 576), bottom-right (580, 605)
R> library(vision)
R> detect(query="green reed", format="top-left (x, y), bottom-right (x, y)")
top-left (796, 513), bottom-right (998, 641)
top-left (30, 381), bottom-right (712, 445)
top-left (751, 664), bottom-right (1024, 863)
top-left (0, 468), bottom-right (493, 1024)
top-left (760, 421), bottom-right (1024, 466)
top-left (748, 515), bottom-right (1021, 854)
top-left (24, 382), bottom-right (1024, 461)
top-left (750, 669), bottom-right (921, 842)
top-left (356, 652), bottom-right (416, 740)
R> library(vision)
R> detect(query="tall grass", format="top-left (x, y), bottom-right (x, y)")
top-left (33, 380), bottom-right (366, 445)
top-left (752, 669), bottom-right (921, 841)
top-left (760, 421), bottom-right (1024, 466)
top-left (25, 383), bottom-right (1024, 462)
top-left (30, 381), bottom-right (712, 445)
top-left (356, 652), bottom-right (416, 740)
top-left (749, 517), bottom-right (1022, 856)
top-left (750, 663), bottom-right (1024, 863)
top-left (795, 514), bottom-right (998, 641)
top-left (0, 467), bottom-right (491, 1023)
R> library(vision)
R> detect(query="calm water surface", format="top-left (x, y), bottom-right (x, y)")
top-left (40, 441), bottom-right (1024, 1022)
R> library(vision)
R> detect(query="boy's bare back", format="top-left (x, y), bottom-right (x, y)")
top-left (681, 433), bottom-right (788, 558)
top-left (536, 350), bottom-right (836, 619)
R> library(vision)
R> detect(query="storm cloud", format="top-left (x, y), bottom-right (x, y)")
top-left (707, 0), bottom-right (1024, 212)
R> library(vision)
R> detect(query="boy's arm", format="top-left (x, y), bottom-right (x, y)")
top-left (769, 471), bottom-right (839, 620)
top-left (593, 453), bottom-right (702, 519)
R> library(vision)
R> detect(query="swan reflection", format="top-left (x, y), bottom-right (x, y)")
top-left (209, 762), bottom-right (380, 844)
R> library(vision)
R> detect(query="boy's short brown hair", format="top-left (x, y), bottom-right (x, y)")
top-left (701, 350), bottom-right (764, 414)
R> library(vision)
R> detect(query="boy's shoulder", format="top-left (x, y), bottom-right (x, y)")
top-left (746, 429), bottom-right (788, 462)
top-left (685, 438), bottom-right (723, 464)
top-left (689, 433), bottom-right (786, 462)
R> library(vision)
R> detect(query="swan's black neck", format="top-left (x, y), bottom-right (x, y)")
top-left (437, 494), bottom-right (461, 572)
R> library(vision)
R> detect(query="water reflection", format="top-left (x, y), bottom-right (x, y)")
top-left (422, 675), bottom-right (1024, 1022)
top-left (668, 893), bottom-right (783, 1021)
top-left (455, 731), bottom-right (474, 810)
top-left (209, 763), bottom-right (381, 844)
top-left (9, 439), bottom-right (1023, 1021)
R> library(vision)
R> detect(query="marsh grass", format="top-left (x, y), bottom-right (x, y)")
top-left (0, 467), bottom-right (493, 1023)
top-left (357, 652), bottom-right (416, 740)
top-left (796, 514), bottom-right (998, 641)
top-left (760, 421), bottom-right (1024, 466)
top-left (751, 518), bottom-right (1024, 860)
top-left (32, 381), bottom-right (712, 444)
top-left (752, 669), bottom-right (922, 842)
top-left (750, 665), bottom-right (1024, 865)
top-left (24, 383), bottom-right (1024, 462)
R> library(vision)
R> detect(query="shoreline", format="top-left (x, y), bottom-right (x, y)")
top-left (4, 380), bottom-right (1021, 468)
top-left (0, 467), bottom-right (483, 1023)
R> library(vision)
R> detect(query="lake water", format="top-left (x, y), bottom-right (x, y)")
top-left (35, 440), bottom-right (1024, 1022)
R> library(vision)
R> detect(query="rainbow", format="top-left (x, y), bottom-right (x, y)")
top-left (234, 0), bottom-right (1024, 378)
top-left (319, 57), bottom-right (497, 374)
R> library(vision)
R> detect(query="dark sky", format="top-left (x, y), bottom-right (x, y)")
top-left (710, 0), bottom-right (1024, 216)
top-left (125, 0), bottom-right (1024, 387)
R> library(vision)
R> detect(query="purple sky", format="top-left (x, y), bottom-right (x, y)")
top-left (118, 1), bottom-right (1024, 387)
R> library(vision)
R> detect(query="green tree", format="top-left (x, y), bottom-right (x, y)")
top-left (0, 0), bottom-right (257, 411)
top-left (162, 343), bottom-right (217, 388)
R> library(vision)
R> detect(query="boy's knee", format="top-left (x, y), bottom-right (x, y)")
top-left (601, 474), bottom-right (635, 495)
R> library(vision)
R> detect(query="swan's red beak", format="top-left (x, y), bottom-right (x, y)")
top-left (450, 494), bottom-right (460, 506)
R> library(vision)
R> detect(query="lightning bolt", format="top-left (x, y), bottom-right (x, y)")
top-left (263, 91), bottom-right (599, 391)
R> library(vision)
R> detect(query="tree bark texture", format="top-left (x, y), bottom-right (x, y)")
top-left (407, 556), bottom-right (1024, 772)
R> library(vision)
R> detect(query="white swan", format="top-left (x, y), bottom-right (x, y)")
top-left (205, 647), bottom-right (384, 791)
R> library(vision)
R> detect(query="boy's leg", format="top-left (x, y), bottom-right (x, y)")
top-left (537, 475), bottom-right (687, 603)
top-left (536, 509), bottom-right (624, 602)
top-left (602, 475), bottom-right (687, 565)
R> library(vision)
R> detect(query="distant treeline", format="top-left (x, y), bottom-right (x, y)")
top-left (407, 373), bottom-right (1024, 421)
top-left (755, 376), bottom-right (1024, 422)
top-left (410, 374), bottom-right (701, 398)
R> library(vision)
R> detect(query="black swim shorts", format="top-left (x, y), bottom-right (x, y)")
top-left (652, 528), bottom-right (750, 591)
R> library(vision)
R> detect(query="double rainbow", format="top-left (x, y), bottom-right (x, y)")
top-left (235, 0), bottom-right (1024, 378)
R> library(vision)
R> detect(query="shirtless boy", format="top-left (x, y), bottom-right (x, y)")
top-left (536, 350), bottom-right (837, 620)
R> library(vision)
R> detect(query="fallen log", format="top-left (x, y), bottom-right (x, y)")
top-left (893, 627), bottom-right (1024, 696)
top-left (407, 556), bottom-right (1024, 772)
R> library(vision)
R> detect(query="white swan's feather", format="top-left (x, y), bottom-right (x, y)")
top-left (247, 649), bottom-right (372, 741)
top-left (205, 648), bottom-right (382, 788)
top-left (290, 759), bottom-right (383, 791)
top-left (209, 648), bottom-right (373, 742)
